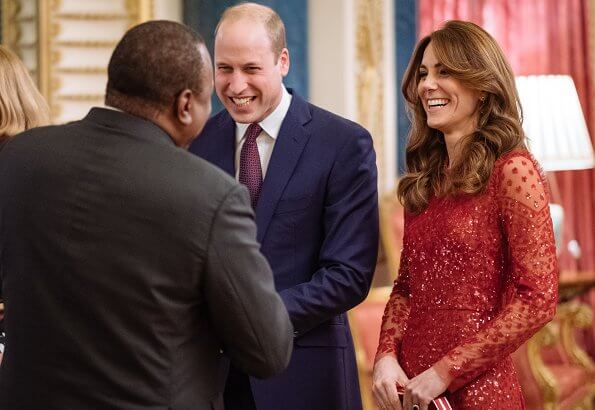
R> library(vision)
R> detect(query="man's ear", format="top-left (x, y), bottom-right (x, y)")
top-left (175, 89), bottom-right (194, 125)
top-left (279, 48), bottom-right (290, 77)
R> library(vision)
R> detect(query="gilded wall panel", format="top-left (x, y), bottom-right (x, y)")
top-left (355, 0), bottom-right (393, 192)
top-left (2, 0), bottom-right (154, 123)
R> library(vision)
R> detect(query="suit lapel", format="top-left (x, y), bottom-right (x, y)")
top-left (255, 95), bottom-right (311, 243)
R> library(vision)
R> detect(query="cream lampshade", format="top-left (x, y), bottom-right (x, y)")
top-left (515, 75), bottom-right (595, 256)
top-left (515, 75), bottom-right (595, 172)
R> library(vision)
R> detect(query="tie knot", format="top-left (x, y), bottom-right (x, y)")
top-left (244, 123), bottom-right (262, 142)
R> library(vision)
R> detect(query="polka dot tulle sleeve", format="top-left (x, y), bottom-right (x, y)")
top-left (375, 227), bottom-right (412, 362)
top-left (433, 152), bottom-right (558, 391)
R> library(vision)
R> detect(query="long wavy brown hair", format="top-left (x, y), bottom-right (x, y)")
top-left (398, 20), bottom-right (526, 214)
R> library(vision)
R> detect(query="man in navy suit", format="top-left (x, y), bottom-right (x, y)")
top-left (190, 3), bottom-right (379, 409)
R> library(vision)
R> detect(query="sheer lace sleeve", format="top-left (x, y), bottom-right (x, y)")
top-left (375, 214), bottom-right (412, 362)
top-left (433, 153), bottom-right (558, 391)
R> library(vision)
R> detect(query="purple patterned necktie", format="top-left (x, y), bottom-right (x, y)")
top-left (239, 123), bottom-right (263, 208)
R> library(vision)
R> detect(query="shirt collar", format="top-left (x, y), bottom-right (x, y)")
top-left (236, 86), bottom-right (292, 142)
top-left (102, 104), bottom-right (123, 113)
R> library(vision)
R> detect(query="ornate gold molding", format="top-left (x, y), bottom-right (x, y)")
top-left (56, 94), bottom-right (105, 102)
top-left (38, 0), bottom-right (52, 100)
top-left (56, 67), bottom-right (107, 74)
top-left (125, 0), bottom-right (153, 26)
top-left (2, 0), bottom-right (23, 51)
top-left (15, 14), bottom-right (34, 22)
top-left (17, 41), bottom-right (36, 48)
top-left (55, 40), bottom-right (119, 48)
top-left (524, 302), bottom-right (595, 409)
top-left (526, 322), bottom-right (559, 410)
top-left (1, 1), bottom-right (10, 45)
top-left (557, 302), bottom-right (595, 371)
top-left (355, 0), bottom-right (385, 190)
top-left (55, 13), bottom-right (129, 21)
top-left (3, 0), bottom-right (156, 122)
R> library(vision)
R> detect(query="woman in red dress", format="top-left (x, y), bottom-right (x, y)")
top-left (372, 21), bottom-right (558, 410)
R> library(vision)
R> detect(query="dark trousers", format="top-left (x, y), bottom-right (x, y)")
top-left (224, 365), bottom-right (257, 410)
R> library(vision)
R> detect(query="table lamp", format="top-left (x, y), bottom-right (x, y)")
top-left (515, 75), bottom-right (595, 256)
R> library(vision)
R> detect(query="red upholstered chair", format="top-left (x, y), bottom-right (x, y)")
top-left (511, 301), bottom-right (595, 410)
top-left (349, 286), bottom-right (392, 410)
top-left (378, 191), bottom-right (404, 280)
top-left (349, 191), bottom-right (405, 409)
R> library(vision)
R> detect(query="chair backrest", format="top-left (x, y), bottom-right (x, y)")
top-left (379, 191), bottom-right (405, 282)
top-left (349, 286), bottom-right (393, 409)
top-left (349, 187), bottom-right (404, 408)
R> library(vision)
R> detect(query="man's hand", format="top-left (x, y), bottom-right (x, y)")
top-left (372, 355), bottom-right (409, 410)
top-left (402, 366), bottom-right (448, 410)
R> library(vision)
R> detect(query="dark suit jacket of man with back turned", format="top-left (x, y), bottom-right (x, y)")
top-left (0, 107), bottom-right (293, 409)
top-left (190, 89), bottom-right (379, 410)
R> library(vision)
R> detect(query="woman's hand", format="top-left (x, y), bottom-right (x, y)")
top-left (402, 366), bottom-right (448, 410)
top-left (372, 355), bottom-right (409, 410)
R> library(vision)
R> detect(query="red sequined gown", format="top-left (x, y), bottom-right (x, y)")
top-left (376, 151), bottom-right (558, 409)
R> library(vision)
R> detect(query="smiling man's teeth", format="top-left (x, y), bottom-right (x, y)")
top-left (232, 97), bottom-right (253, 106)
top-left (428, 98), bottom-right (449, 107)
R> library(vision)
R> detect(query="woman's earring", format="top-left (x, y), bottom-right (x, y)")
top-left (480, 95), bottom-right (486, 102)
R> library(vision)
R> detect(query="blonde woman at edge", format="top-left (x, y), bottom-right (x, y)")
top-left (0, 44), bottom-right (49, 363)
top-left (0, 45), bottom-right (49, 148)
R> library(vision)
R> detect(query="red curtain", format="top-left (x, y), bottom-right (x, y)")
top-left (419, 0), bottom-right (595, 351)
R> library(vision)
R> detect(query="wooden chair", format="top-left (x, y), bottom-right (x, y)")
top-left (512, 301), bottom-right (595, 410)
top-left (378, 190), bottom-right (404, 283)
top-left (349, 286), bottom-right (392, 410)
top-left (348, 190), bottom-right (404, 408)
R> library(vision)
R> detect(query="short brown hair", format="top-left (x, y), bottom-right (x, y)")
top-left (0, 45), bottom-right (49, 141)
top-left (216, 2), bottom-right (286, 59)
top-left (105, 20), bottom-right (206, 117)
top-left (398, 20), bottom-right (526, 213)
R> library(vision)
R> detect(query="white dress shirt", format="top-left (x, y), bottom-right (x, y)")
top-left (234, 86), bottom-right (292, 179)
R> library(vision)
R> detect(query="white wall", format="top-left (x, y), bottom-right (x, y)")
top-left (308, 0), bottom-right (396, 191)
top-left (308, 0), bottom-right (356, 120)
top-left (154, 0), bottom-right (182, 21)
top-left (44, 0), bottom-right (182, 123)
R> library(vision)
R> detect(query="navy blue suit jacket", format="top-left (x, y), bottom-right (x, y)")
top-left (189, 91), bottom-right (379, 410)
